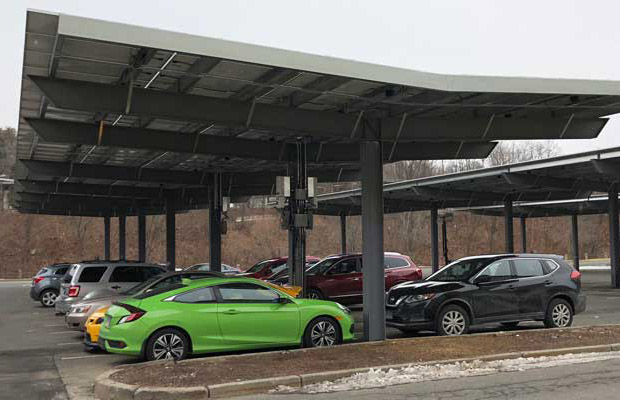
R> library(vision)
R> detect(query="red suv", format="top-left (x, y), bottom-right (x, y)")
top-left (302, 252), bottom-right (422, 304)
top-left (244, 256), bottom-right (321, 279)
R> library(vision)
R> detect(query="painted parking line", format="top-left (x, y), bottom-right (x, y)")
top-left (57, 342), bottom-right (83, 346)
top-left (44, 324), bottom-right (67, 327)
top-left (48, 331), bottom-right (79, 335)
top-left (60, 355), bottom-right (104, 360)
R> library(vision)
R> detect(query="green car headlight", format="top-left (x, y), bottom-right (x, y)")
top-left (403, 293), bottom-right (435, 304)
top-left (336, 303), bottom-right (351, 314)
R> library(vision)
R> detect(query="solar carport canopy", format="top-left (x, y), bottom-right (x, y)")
top-left (14, 10), bottom-right (620, 216)
top-left (316, 147), bottom-right (620, 215)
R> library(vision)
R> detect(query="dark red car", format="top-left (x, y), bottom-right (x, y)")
top-left (302, 252), bottom-right (422, 304)
top-left (244, 256), bottom-right (321, 279)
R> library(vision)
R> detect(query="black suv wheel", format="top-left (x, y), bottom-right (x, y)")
top-left (544, 298), bottom-right (573, 328)
top-left (436, 305), bottom-right (470, 336)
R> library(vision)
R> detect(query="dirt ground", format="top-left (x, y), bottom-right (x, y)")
top-left (112, 325), bottom-right (620, 387)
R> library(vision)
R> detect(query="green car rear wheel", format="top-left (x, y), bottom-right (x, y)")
top-left (145, 328), bottom-right (189, 361)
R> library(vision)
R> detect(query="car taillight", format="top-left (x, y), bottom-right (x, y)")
top-left (118, 312), bottom-right (145, 324)
top-left (68, 285), bottom-right (80, 297)
top-left (33, 276), bottom-right (44, 284)
top-left (570, 270), bottom-right (582, 281)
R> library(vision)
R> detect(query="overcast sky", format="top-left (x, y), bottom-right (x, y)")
top-left (1, 0), bottom-right (619, 154)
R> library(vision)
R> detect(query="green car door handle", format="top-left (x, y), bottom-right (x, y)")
top-left (223, 309), bottom-right (239, 315)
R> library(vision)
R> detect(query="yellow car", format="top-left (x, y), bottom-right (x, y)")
top-left (265, 282), bottom-right (302, 298)
top-left (84, 306), bottom-right (109, 350)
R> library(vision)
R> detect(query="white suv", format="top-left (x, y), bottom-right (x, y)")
top-left (54, 260), bottom-right (165, 314)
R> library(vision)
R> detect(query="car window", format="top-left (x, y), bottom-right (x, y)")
top-left (307, 257), bottom-right (342, 275)
top-left (142, 267), bottom-right (164, 280)
top-left (246, 260), bottom-right (273, 273)
top-left (477, 260), bottom-right (513, 282)
top-left (109, 266), bottom-right (142, 282)
top-left (64, 265), bottom-right (78, 283)
top-left (327, 258), bottom-right (359, 275)
top-left (55, 267), bottom-right (69, 276)
top-left (542, 260), bottom-right (559, 274)
top-left (386, 257), bottom-right (409, 269)
top-left (514, 259), bottom-right (546, 278)
top-left (218, 283), bottom-right (279, 302)
top-left (78, 266), bottom-right (108, 283)
top-left (174, 287), bottom-right (216, 303)
top-left (37, 268), bottom-right (49, 275)
top-left (133, 283), bottom-right (186, 299)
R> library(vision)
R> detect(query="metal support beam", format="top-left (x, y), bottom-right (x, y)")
top-left (430, 205), bottom-right (439, 272)
top-left (571, 214), bottom-right (580, 271)
top-left (118, 214), bottom-right (126, 260)
top-left (340, 213), bottom-right (347, 254)
top-left (138, 210), bottom-right (146, 262)
top-left (166, 202), bottom-right (176, 271)
top-left (104, 216), bottom-right (110, 260)
top-left (502, 172), bottom-right (611, 193)
top-left (441, 218), bottom-right (449, 265)
top-left (209, 173), bottom-right (222, 272)
top-left (361, 141), bottom-right (385, 342)
top-left (288, 145), bottom-right (308, 294)
top-left (520, 216), bottom-right (527, 253)
top-left (27, 118), bottom-right (497, 162)
top-left (504, 198), bottom-right (514, 253)
top-left (30, 76), bottom-right (608, 142)
top-left (609, 184), bottom-right (620, 288)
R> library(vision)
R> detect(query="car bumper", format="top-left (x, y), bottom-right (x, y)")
top-left (29, 286), bottom-right (40, 301)
top-left (575, 294), bottom-right (587, 314)
top-left (66, 313), bottom-right (89, 330)
top-left (55, 296), bottom-right (77, 314)
top-left (84, 332), bottom-right (100, 349)
top-left (386, 319), bottom-right (435, 331)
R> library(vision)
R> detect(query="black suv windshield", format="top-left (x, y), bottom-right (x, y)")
top-left (428, 258), bottom-right (495, 282)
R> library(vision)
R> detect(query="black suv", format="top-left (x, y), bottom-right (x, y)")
top-left (386, 254), bottom-right (586, 336)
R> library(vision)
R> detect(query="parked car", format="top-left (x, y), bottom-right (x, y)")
top-left (30, 263), bottom-right (72, 307)
top-left (65, 271), bottom-right (223, 330)
top-left (271, 252), bottom-right (422, 304)
top-left (385, 254), bottom-right (586, 336)
top-left (244, 256), bottom-right (321, 279)
top-left (185, 263), bottom-right (241, 275)
top-left (267, 260), bottom-right (318, 282)
top-left (84, 306), bottom-right (109, 351)
top-left (55, 261), bottom-right (166, 314)
top-left (98, 276), bottom-right (355, 360)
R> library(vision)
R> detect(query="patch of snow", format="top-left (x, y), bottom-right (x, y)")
top-left (273, 351), bottom-right (620, 394)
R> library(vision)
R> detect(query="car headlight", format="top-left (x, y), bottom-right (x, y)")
top-left (71, 305), bottom-right (92, 314)
top-left (336, 303), bottom-right (351, 314)
top-left (402, 293), bottom-right (435, 304)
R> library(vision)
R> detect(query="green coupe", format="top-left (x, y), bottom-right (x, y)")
top-left (98, 276), bottom-right (355, 360)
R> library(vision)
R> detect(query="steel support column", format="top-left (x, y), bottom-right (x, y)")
top-left (430, 205), bottom-right (439, 273)
top-left (520, 216), bottom-right (527, 253)
top-left (340, 213), bottom-right (347, 254)
top-left (609, 184), bottom-right (619, 288)
top-left (209, 173), bottom-right (222, 272)
top-left (118, 215), bottom-right (126, 260)
top-left (166, 202), bottom-right (176, 271)
top-left (138, 210), bottom-right (146, 262)
top-left (103, 216), bottom-right (110, 260)
top-left (287, 145), bottom-right (308, 294)
top-left (504, 198), bottom-right (514, 253)
top-left (361, 141), bottom-right (385, 342)
top-left (571, 214), bottom-right (580, 271)
top-left (441, 218), bottom-right (449, 265)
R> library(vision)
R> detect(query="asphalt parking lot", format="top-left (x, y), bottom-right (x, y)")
top-left (1, 269), bottom-right (619, 400)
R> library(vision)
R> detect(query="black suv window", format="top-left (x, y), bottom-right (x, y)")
top-left (110, 266), bottom-right (142, 282)
top-left (386, 257), bottom-right (409, 269)
top-left (78, 266), bottom-right (108, 283)
top-left (477, 260), bottom-right (513, 282)
top-left (142, 267), bottom-right (164, 280)
top-left (327, 258), bottom-right (359, 275)
top-left (174, 287), bottom-right (216, 303)
top-left (218, 283), bottom-right (279, 303)
top-left (514, 259), bottom-right (546, 278)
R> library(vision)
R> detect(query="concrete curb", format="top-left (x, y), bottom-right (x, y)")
top-left (94, 342), bottom-right (620, 399)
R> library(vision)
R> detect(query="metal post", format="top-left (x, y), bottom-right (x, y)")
top-left (209, 173), bottom-right (222, 272)
top-left (138, 210), bottom-right (146, 262)
top-left (118, 214), bottom-right (126, 260)
top-left (504, 198), bottom-right (514, 253)
top-left (520, 216), bottom-right (527, 253)
top-left (166, 202), bottom-right (176, 271)
top-left (340, 213), bottom-right (347, 254)
top-left (430, 205), bottom-right (439, 272)
top-left (361, 140), bottom-right (385, 342)
top-left (287, 144), bottom-right (308, 295)
top-left (571, 214), bottom-right (580, 271)
top-left (441, 218), bottom-right (449, 265)
top-left (609, 184), bottom-right (619, 288)
top-left (104, 216), bottom-right (110, 260)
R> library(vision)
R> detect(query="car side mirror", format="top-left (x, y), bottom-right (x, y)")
top-left (275, 296), bottom-right (292, 304)
top-left (474, 275), bottom-right (491, 285)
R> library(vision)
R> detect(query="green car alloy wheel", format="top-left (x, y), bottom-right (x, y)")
top-left (98, 277), bottom-right (355, 361)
